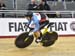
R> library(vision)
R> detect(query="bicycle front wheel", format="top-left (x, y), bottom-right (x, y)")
top-left (15, 32), bottom-right (34, 48)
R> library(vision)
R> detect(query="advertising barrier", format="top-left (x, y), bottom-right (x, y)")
top-left (0, 18), bottom-right (75, 36)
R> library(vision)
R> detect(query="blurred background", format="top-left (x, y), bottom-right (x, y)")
top-left (0, 0), bottom-right (75, 18)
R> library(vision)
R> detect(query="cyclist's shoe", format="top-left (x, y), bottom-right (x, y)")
top-left (35, 37), bottom-right (42, 43)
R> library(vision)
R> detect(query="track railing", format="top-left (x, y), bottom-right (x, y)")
top-left (0, 10), bottom-right (74, 18)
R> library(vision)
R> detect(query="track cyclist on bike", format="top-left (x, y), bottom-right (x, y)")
top-left (25, 12), bottom-right (49, 43)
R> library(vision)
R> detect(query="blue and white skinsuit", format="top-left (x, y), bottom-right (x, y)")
top-left (27, 13), bottom-right (41, 32)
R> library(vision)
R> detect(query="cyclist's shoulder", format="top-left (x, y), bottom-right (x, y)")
top-left (33, 13), bottom-right (40, 16)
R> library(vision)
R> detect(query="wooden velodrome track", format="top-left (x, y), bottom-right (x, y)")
top-left (0, 36), bottom-right (75, 56)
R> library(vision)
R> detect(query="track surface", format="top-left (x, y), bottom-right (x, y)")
top-left (0, 37), bottom-right (75, 56)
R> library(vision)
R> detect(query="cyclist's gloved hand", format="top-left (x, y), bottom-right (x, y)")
top-left (29, 31), bottom-right (33, 36)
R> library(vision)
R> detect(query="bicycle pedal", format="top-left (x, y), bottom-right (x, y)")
top-left (35, 39), bottom-right (42, 43)
top-left (35, 40), bottom-right (39, 43)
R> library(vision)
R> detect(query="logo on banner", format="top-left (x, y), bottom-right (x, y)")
top-left (49, 22), bottom-right (67, 31)
top-left (70, 22), bottom-right (75, 31)
top-left (9, 22), bottom-right (28, 32)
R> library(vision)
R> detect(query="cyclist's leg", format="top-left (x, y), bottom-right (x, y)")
top-left (34, 31), bottom-right (40, 39)
top-left (34, 31), bottom-right (42, 43)
top-left (35, 20), bottom-right (49, 43)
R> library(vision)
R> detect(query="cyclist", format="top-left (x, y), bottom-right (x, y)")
top-left (25, 12), bottom-right (49, 43)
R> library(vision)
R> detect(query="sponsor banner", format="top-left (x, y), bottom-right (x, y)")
top-left (0, 18), bottom-right (75, 36)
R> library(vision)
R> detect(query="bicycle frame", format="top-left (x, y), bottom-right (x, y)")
top-left (25, 22), bottom-right (54, 37)
top-left (41, 22), bottom-right (54, 35)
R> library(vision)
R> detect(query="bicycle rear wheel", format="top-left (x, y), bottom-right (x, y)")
top-left (41, 32), bottom-right (58, 47)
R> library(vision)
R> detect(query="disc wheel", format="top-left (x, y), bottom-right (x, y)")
top-left (15, 32), bottom-right (34, 48)
top-left (41, 32), bottom-right (58, 47)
